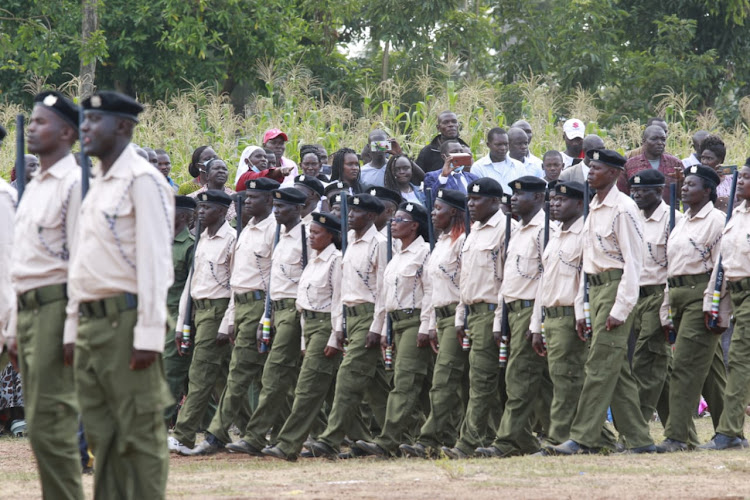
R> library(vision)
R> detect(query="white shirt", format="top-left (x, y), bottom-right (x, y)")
top-left (682, 153), bottom-right (701, 168)
top-left (561, 152), bottom-right (578, 168)
top-left (517, 154), bottom-right (544, 178)
top-left (360, 162), bottom-right (386, 187)
top-left (471, 155), bottom-right (528, 193)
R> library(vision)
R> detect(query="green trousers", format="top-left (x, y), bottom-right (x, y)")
top-left (242, 301), bottom-right (301, 449)
top-left (418, 312), bottom-right (470, 449)
top-left (544, 310), bottom-right (589, 445)
top-left (455, 305), bottom-right (503, 455)
top-left (717, 288), bottom-right (750, 437)
top-left (318, 307), bottom-right (390, 452)
top-left (631, 288), bottom-right (671, 423)
top-left (375, 311), bottom-right (434, 454)
top-left (75, 297), bottom-right (172, 500)
top-left (276, 311), bottom-right (342, 456)
top-left (173, 298), bottom-right (232, 448)
top-left (206, 295), bottom-right (266, 444)
top-left (493, 302), bottom-right (550, 455)
top-left (16, 288), bottom-right (84, 500)
top-left (569, 276), bottom-right (653, 449)
top-left (664, 283), bottom-right (726, 443)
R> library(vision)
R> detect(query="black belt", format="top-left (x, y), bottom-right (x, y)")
top-left (543, 305), bottom-right (574, 318)
top-left (589, 269), bottom-right (624, 286)
top-left (728, 278), bottom-right (750, 293)
top-left (507, 299), bottom-right (534, 312)
top-left (194, 297), bottom-right (229, 310)
top-left (667, 274), bottom-right (710, 289)
top-left (17, 283), bottom-right (67, 311)
top-left (79, 293), bottom-right (138, 318)
top-left (468, 302), bottom-right (498, 314)
top-left (302, 310), bottom-right (330, 320)
top-left (639, 284), bottom-right (664, 297)
top-left (390, 309), bottom-right (420, 322)
top-left (272, 298), bottom-right (296, 311)
top-left (235, 290), bottom-right (265, 304)
top-left (345, 303), bottom-right (375, 317)
top-left (435, 304), bottom-right (457, 319)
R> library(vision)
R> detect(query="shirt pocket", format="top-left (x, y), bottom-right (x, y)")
top-left (555, 249), bottom-right (581, 278)
top-left (591, 216), bottom-right (622, 262)
top-left (511, 254), bottom-right (541, 280)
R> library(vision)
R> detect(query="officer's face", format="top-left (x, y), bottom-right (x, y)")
top-left (552, 194), bottom-right (582, 223)
top-left (309, 222), bottom-right (333, 252)
top-left (737, 166), bottom-right (750, 201)
top-left (631, 186), bottom-right (662, 211)
top-left (510, 190), bottom-right (536, 218)
top-left (197, 202), bottom-right (224, 227)
top-left (375, 202), bottom-right (396, 231)
top-left (273, 201), bottom-right (300, 226)
top-left (244, 190), bottom-right (271, 218)
top-left (27, 105), bottom-right (74, 156)
top-left (681, 175), bottom-right (711, 206)
top-left (431, 199), bottom-right (456, 232)
top-left (467, 194), bottom-right (499, 223)
top-left (348, 207), bottom-right (374, 232)
top-left (587, 161), bottom-right (619, 191)
top-left (390, 210), bottom-right (418, 240)
top-left (80, 111), bottom-right (119, 158)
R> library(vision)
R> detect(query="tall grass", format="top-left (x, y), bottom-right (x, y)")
top-left (2, 63), bottom-right (749, 184)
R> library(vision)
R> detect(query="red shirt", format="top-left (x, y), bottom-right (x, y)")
top-left (235, 168), bottom-right (285, 192)
top-left (618, 153), bottom-right (683, 202)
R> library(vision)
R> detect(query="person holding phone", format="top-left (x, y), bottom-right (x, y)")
top-left (699, 135), bottom-right (733, 212)
top-left (424, 140), bottom-right (479, 194)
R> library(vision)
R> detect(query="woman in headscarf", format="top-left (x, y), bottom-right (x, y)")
top-left (234, 145), bottom-right (294, 191)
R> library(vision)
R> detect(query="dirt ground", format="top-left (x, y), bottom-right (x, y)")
top-left (2, 418), bottom-right (750, 499)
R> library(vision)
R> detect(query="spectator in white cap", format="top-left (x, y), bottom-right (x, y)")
top-left (262, 128), bottom-right (298, 186)
top-left (560, 118), bottom-right (585, 168)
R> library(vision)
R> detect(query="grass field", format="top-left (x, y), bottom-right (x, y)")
top-left (1, 417), bottom-right (749, 499)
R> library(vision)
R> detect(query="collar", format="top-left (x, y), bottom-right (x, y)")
top-left (101, 143), bottom-right (142, 180)
top-left (397, 235), bottom-right (426, 254)
top-left (687, 201), bottom-right (715, 220)
top-left (593, 185), bottom-right (622, 208)
top-left (205, 220), bottom-right (233, 239)
top-left (562, 215), bottom-right (584, 234)
top-left (645, 201), bottom-right (669, 222)
top-left (520, 207), bottom-right (546, 229)
top-left (248, 212), bottom-right (275, 231)
top-left (737, 199), bottom-right (749, 213)
top-left (353, 223), bottom-right (380, 243)
top-left (313, 242), bottom-right (338, 262)
top-left (174, 226), bottom-right (194, 243)
top-left (477, 208), bottom-right (505, 230)
top-left (36, 153), bottom-right (78, 180)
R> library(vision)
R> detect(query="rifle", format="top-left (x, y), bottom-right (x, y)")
top-left (666, 183), bottom-right (677, 344)
top-left (498, 211), bottom-right (512, 367)
top-left (540, 196), bottom-right (551, 351)
top-left (340, 194), bottom-right (349, 342)
top-left (234, 193), bottom-right (244, 235)
top-left (384, 222), bottom-right (394, 370)
top-left (301, 223), bottom-right (308, 269)
top-left (180, 217), bottom-right (202, 355)
top-left (260, 223), bottom-right (282, 352)
top-left (582, 181), bottom-right (593, 341)
top-left (462, 203), bottom-right (471, 350)
top-left (79, 106), bottom-right (90, 199)
top-left (708, 170), bottom-right (740, 328)
top-left (425, 187), bottom-right (435, 250)
top-left (15, 115), bottom-right (25, 201)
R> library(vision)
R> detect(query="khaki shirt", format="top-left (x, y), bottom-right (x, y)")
top-left (667, 201), bottom-right (724, 277)
top-left (495, 208), bottom-right (548, 331)
top-left (703, 200), bottom-right (750, 321)
top-left (297, 243), bottom-right (342, 332)
top-left (455, 209), bottom-right (509, 327)
top-left (424, 231), bottom-right (465, 330)
top-left (66, 146), bottom-right (175, 351)
top-left (531, 216), bottom-right (584, 333)
top-left (383, 235), bottom-right (431, 334)
top-left (339, 224), bottom-right (388, 335)
top-left (574, 186), bottom-right (644, 322)
top-left (0, 179), bottom-right (17, 336)
top-left (639, 201), bottom-right (683, 286)
top-left (270, 221), bottom-right (307, 301)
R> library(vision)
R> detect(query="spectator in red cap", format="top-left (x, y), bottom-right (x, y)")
top-left (263, 128), bottom-right (298, 186)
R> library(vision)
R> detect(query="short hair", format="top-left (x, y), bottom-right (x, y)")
top-left (154, 148), bottom-right (168, 156)
top-left (438, 110), bottom-right (455, 121)
top-left (699, 135), bottom-right (726, 163)
top-left (542, 150), bottom-right (563, 162)
top-left (300, 145), bottom-right (321, 162)
top-left (647, 117), bottom-right (665, 126)
top-left (487, 127), bottom-right (507, 142)
top-left (439, 140), bottom-right (462, 156)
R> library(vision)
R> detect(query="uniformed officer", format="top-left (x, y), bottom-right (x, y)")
top-left (163, 195), bottom-right (196, 427)
top-left (477, 176), bottom-right (552, 457)
top-left (294, 174), bottom-right (325, 224)
top-left (308, 193), bottom-right (390, 458)
top-left (628, 170), bottom-right (680, 424)
top-left (169, 189), bottom-right (236, 454)
top-left (357, 202), bottom-right (432, 457)
top-left (65, 91), bottom-right (174, 498)
top-left (443, 177), bottom-right (510, 459)
top-left (189, 178), bottom-right (280, 452)
top-left (322, 181), bottom-right (346, 214)
top-left (549, 149), bottom-right (655, 455)
top-left (367, 185), bottom-right (403, 236)
top-left (400, 189), bottom-right (469, 458)
top-left (6, 91), bottom-right (85, 500)
top-left (700, 163), bottom-right (750, 450)
top-left (263, 212), bottom-right (344, 461)
top-left (657, 165), bottom-right (727, 452)
top-left (224, 187), bottom-right (308, 455)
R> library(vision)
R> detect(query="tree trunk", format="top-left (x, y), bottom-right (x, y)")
top-left (80, 0), bottom-right (98, 99)
top-left (381, 39), bottom-right (390, 81)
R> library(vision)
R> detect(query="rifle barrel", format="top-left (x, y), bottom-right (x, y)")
top-left (15, 115), bottom-right (25, 201)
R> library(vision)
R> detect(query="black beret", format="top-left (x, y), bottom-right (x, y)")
top-left (348, 193), bottom-right (385, 214)
top-left (435, 188), bottom-right (466, 211)
top-left (245, 177), bottom-right (280, 192)
top-left (555, 181), bottom-right (585, 200)
top-left (367, 185), bottom-right (402, 207)
top-left (500, 193), bottom-right (511, 205)
top-left (629, 169), bottom-right (665, 187)
top-left (467, 177), bottom-right (504, 198)
top-left (175, 195), bottom-right (197, 210)
top-left (510, 176), bottom-right (547, 193)
top-left (34, 91), bottom-right (80, 130)
top-left (684, 164), bottom-right (721, 187)
top-left (324, 180), bottom-right (347, 197)
top-left (311, 211), bottom-right (341, 234)
top-left (0, 124), bottom-right (5, 141)
top-left (294, 174), bottom-right (324, 197)
top-left (196, 189), bottom-right (232, 208)
top-left (82, 91), bottom-right (144, 123)
top-left (272, 187), bottom-right (307, 205)
top-left (586, 148), bottom-right (626, 170)
top-left (398, 201), bottom-right (428, 227)
top-left (328, 192), bottom-right (343, 206)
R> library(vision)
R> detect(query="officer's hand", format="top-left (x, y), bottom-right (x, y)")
top-left (428, 329), bottom-right (439, 354)
top-left (417, 332), bottom-right (430, 348)
top-left (380, 334), bottom-right (388, 358)
top-left (576, 319), bottom-right (587, 342)
top-left (365, 331), bottom-right (380, 349)
top-left (531, 333), bottom-right (546, 357)
top-left (227, 325), bottom-right (236, 344)
top-left (493, 330), bottom-right (502, 347)
top-left (7, 338), bottom-right (19, 372)
top-left (704, 312), bottom-right (727, 335)
top-left (334, 330), bottom-right (346, 350)
top-left (662, 325), bottom-right (674, 343)
top-left (174, 331), bottom-right (183, 356)
top-left (216, 332), bottom-right (231, 346)
top-left (63, 343), bottom-right (75, 366)
top-left (605, 315), bottom-right (623, 331)
top-left (130, 349), bottom-right (159, 370)
top-left (455, 326), bottom-right (465, 343)
top-left (524, 329), bottom-right (533, 342)
top-left (324, 346), bottom-right (342, 358)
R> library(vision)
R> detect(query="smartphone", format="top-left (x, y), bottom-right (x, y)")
top-left (450, 153), bottom-right (472, 167)
top-left (719, 165), bottom-right (737, 175)
top-left (370, 140), bottom-right (390, 152)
